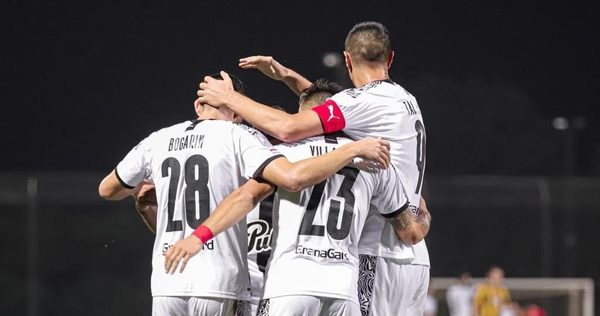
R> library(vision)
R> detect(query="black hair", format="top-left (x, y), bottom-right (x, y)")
top-left (298, 78), bottom-right (344, 109)
top-left (344, 21), bottom-right (392, 63)
top-left (207, 72), bottom-right (247, 96)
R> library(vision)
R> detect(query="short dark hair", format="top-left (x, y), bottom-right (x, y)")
top-left (298, 78), bottom-right (344, 110)
top-left (344, 21), bottom-right (391, 63)
top-left (207, 72), bottom-right (247, 96)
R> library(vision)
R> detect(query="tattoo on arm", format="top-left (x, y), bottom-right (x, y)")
top-left (417, 209), bottom-right (431, 233)
top-left (389, 210), bottom-right (415, 231)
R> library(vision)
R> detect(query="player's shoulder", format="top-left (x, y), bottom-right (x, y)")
top-left (153, 120), bottom-right (196, 134)
top-left (330, 79), bottom-right (413, 105)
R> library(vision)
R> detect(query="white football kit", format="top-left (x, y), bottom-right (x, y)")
top-left (246, 194), bottom-right (275, 315)
top-left (258, 135), bottom-right (408, 316)
top-left (114, 119), bottom-right (282, 315)
top-left (311, 80), bottom-right (430, 316)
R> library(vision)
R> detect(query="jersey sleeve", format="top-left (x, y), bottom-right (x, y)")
top-left (310, 89), bottom-right (367, 134)
top-left (234, 126), bottom-right (284, 180)
top-left (370, 166), bottom-right (409, 218)
top-left (115, 133), bottom-right (155, 189)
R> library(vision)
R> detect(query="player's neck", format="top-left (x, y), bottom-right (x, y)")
top-left (351, 66), bottom-right (390, 88)
top-left (198, 106), bottom-right (229, 121)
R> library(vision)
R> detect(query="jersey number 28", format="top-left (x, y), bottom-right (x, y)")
top-left (161, 154), bottom-right (210, 232)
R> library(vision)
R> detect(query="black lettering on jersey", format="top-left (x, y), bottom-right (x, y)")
top-left (309, 145), bottom-right (335, 157)
top-left (247, 220), bottom-right (272, 253)
top-left (168, 134), bottom-right (204, 152)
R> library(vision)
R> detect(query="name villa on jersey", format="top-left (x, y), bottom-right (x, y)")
top-left (168, 134), bottom-right (205, 152)
top-left (310, 144), bottom-right (337, 157)
top-left (295, 244), bottom-right (349, 261)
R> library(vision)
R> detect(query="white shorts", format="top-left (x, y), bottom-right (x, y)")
top-left (257, 295), bottom-right (361, 316)
top-left (248, 259), bottom-right (265, 316)
top-left (358, 255), bottom-right (430, 316)
top-left (152, 296), bottom-right (251, 316)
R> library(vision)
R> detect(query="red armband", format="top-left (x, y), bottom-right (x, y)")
top-left (192, 225), bottom-right (214, 243)
top-left (311, 99), bottom-right (346, 133)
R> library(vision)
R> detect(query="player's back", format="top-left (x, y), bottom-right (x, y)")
top-left (327, 80), bottom-right (429, 265)
top-left (262, 134), bottom-right (404, 304)
top-left (121, 119), bottom-right (276, 299)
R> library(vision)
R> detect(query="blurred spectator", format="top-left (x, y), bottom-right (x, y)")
top-left (424, 286), bottom-right (438, 316)
top-left (524, 304), bottom-right (547, 316)
top-left (473, 266), bottom-right (512, 316)
top-left (446, 272), bottom-right (474, 316)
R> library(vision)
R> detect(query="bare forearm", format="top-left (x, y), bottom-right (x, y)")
top-left (135, 203), bottom-right (157, 234)
top-left (416, 208), bottom-right (431, 236)
top-left (281, 68), bottom-right (312, 96)
top-left (224, 93), bottom-right (297, 141)
top-left (389, 209), bottom-right (429, 245)
top-left (201, 182), bottom-right (273, 236)
top-left (266, 143), bottom-right (359, 192)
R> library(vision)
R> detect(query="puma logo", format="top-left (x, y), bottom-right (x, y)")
top-left (327, 105), bottom-right (341, 122)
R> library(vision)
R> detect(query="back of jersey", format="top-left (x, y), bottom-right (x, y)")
top-left (329, 81), bottom-right (429, 265)
top-left (262, 135), bottom-right (404, 304)
top-left (116, 119), bottom-right (279, 299)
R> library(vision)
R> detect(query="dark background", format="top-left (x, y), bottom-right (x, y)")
top-left (3, 0), bottom-right (599, 175)
top-left (2, 0), bottom-right (599, 315)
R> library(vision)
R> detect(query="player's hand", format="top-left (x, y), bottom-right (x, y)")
top-left (164, 235), bottom-right (204, 274)
top-left (196, 71), bottom-right (235, 109)
top-left (352, 137), bottom-right (391, 169)
top-left (132, 180), bottom-right (158, 233)
top-left (239, 55), bottom-right (287, 81)
top-left (133, 180), bottom-right (156, 208)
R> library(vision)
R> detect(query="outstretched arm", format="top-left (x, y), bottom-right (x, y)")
top-left (196, 71), bottom-right (324, 142)
top-left (387, 196), bottom-right (431, 245)
top-left (164, 179), bottom-right (274, 274)
top-left (262, 137), bottom-right (390, 192)
top-left (238, 55), bottom-right (313, 96)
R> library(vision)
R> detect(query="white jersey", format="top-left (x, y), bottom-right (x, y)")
top-left (115, 119), bottom-right (282, 299)
top-left (246, 193), bottom-right (275, 312)
top-left (262, 134), bottom-right (407, 304)
top-left (312, 79), bottom-right (429, 266)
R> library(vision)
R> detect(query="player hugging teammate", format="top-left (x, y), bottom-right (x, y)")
top-left (100, 21), bottom-right (431, 316)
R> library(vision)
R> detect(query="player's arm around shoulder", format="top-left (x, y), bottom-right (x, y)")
top-left (164, 179), bottom-right (274, 274)
top-left (198, 71), bottom-right (324, 142)
top-left (261, 137), bottom-right (390, 192)
top-left (386, 196), bottom-right (431, 245)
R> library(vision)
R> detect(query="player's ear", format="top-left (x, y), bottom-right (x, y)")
top-left (194, 98), bottom-right (203, 117)
top-left (387, 51), bottom-right (394, 69)
top-left (343, 51), bottom-right (353, 73)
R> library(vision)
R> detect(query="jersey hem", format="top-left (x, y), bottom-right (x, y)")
top-left (380, 201), bottom-right (409, 218)
top-left (252, 154), bottom-right (284, 180)
top-left (151, 290), bottom-right (251, 300)
top-left (114, 168), bottom-right (135, 189)
top-left (263, 291), bottom-right (357, 304)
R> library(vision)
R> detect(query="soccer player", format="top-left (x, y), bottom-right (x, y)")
top-left (257, 79), bottom-right (408, 316)
top-left (166, 79), bottom-right (427, 316)
top-left (197, 21), bottom-right (431, 315)
top-left (98, 73), bottom-right (391, 316)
